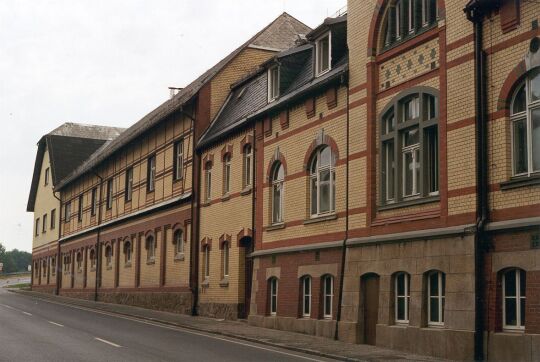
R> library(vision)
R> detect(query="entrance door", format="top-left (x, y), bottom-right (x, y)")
top-left (361, 273), bottom-right (380, 345)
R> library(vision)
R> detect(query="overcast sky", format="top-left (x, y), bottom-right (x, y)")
top-left (0, 0), bottom-right (346, 252)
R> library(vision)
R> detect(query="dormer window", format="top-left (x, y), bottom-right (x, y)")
top-left (268, 66), bottom-right (280, 102)
top-left (316, 32), bottom-right (331, 76)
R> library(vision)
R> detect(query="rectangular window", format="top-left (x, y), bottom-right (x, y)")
top-left (205, 167), bottom-right (212, 202)
top-left (50, 209), bottom-right (56, 229)
top-left (395, 1), bottom-right (402, 39)
top-left (244, 145), bottom-right (252, 188)
top-left (395, 273), bottom-right (410, 323)
top-left (147, 155), bottom-right (156, 192)
top-left (402, 127), bottom-right (420, 198)
top-left (65, 202), bottom-right (71, 222)
top-left (91, 187), bottom-right (98, 216)
top-left (42, 214), bottom-right (47, 233)
top-left (35, 218), bottom-right (40, 236)
top-left (222, 244), bottom-right (229, 277)
top-left (223, 156), bottom-right (231, 195)
top-left (407, 0), bottom-right (415, 33)
top-left (125, 167), bottom-right (133, 201)
top-left (174, 140), bottom-right (184, 181)
top-left (268, 66), bottom-right (280, 101)
top-left (44, 167), bottom-right (50, 186)
top-left (270, 278), bottom-right (278, 316)
top-left (428, 272), bottom-right (445, 325)
top-left (106, 179), bottom-right (113, 210)
top-left (383, 140), bottom-right (395, 202)
top-left (204, 247), bottom-right (210, 279)
top-left (323, 276), bottom-right (334, 318)
top-left (426, 126), bottom-right (439, 195)
top-left (78, 195), bottom-right (83, 222)
top-left (403, 96), bottom-right (420, 122)
top-left (316, 33), bottom-right (331, 76)
top-left (503, 269), bottom-right (526, 330)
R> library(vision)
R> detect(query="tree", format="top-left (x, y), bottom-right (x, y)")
top-left (0, 243), bottom-right (31, 274)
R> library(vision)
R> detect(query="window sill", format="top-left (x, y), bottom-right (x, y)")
top-left (378, 195), bottom-right (440, 211)
top-left (124, 262), bottom-right (132, 268)
top-left (201, 279), bottom-right (210, 287)
top-left (90, 267), bottom-right (96, 272)
top-left (240, 186), bottom-right (252, 196)
top-left (146, 259), bottom-right (155, 265)
top-left (174, 253), bottom-right (185, 261)
top-left (304, 213), bottom-right (337, 225)
top-left (173, 177), bottom-right (184, 184)
top-left (265, 223), bottom-right (285, 231)
top-left (219, 278), bottom-right (229, 287)
top-left (221, 194), bottom-right (231, 202)
top-left (106, 266), bottom-right (112, 270)
top-left (201, 201), bottom-right (211, 207)
top-left (500, 175), bottom-right (540, 191)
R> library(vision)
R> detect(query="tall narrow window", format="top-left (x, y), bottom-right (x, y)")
top-left (203, 246), bottom-right (210, 279)
top-left (310, 146), bottom-right (335, 217)
top-left (51, 257), bottom-right (56, 276)
top-left (106, 179), bottom-right (113, 209)
top-left (395, 272), bottom-right (410, 323)
top-left (271, 163), bottom-right (285, 224)
top-left (90, 249), bottom-right (96, 269)
top-left (223, 154), bottom-right (231, 195)
top-left (407, 0), bottom-right (415, 34)
top-left (402, 126), bottom-right (420, 197)
top-left (125, 167), bottom-right (133, 201)
top-left (384, 0), bottom-right (437, 48)
top-left (222, 243), bottom-right (230, 278)
top-left (243, 145), bottom-right (252, 188)
top-left (174, 139), bottom-right (184, 181)
top-left (268, 66), bottom-right (280, 102)
top-left (174, 229), bottom-right (184, 256)
top-left (146, 235), bottom-right (155, 262)
top-left (44, 167), bottom-right (50, 186)
top-left (42, 214), bottom-right (47, 233)
top-left (316, 33), bottom-right (331, 76)
top-left (124, 241), bottom-right (132, 264)
top-left (395, 0), bottom-right (402, 40)
top-left (323, 275), bottom-right (334, 318)
top-left (105, 246), bottom-right (112, 268)
top-left (76, 252), bottom-right (83, 271)
top-left (35, 218), bottom-right (40, 236)
top-left (205, 162), bottom-right (212, 202)
top-left (427, 271), bottom-right (445, 325)
top-left (50, 209), bottom-right (56, 229)
top-left (302, 276), bottom-right (311, 317)
top-left (147, 155), bottom-right (156, 192)
top-left (65, 202), bottom-right (71, 222)
top-left (269, 277), bottom-right (278, 316)
top-left (503, 269), bottom-right (526, 330)
top-left (78, 195), bottom-right (83, 222)
top-left (91, 187), bottom-right (97, 216)
top-left (511, 70), bottom-right (540, 177)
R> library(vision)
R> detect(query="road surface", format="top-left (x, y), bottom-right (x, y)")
top-left (0, 288), bottom-right (334, 362)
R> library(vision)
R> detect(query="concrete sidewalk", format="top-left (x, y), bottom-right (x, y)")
top-left (11, 289), bottom-right (445, 362)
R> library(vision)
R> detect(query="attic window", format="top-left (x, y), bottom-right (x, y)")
top-left (268, 66), bottom-right (280, 102)
top-left (316, 32), bottom-right (331, 76)
top-left (44, 167), bottom-right (50, 186)
top-left (237, 87), bottom-right (247, 100)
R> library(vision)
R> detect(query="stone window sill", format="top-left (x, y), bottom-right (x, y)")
top-left (106, 266), bottom-right (112, 270)
top-left (378, 195), bottom-right (440, 211)
top-left (202, 279), bottom-right (210, 287)
top-left (304, 213), bottom-right (337, 225)
top-left (219, 278), bottom-right (229, 287)
top-left (146, 259), bottom-right (155, 265)
top-left (201, 201), bottom-right (211, 207)
top-left (174, 253), bottom-right (185, 261)
top-left (124, 262), bottom-right (132, 268)
top-left (265, 223), bottom-right (285, 231)
top-left (240, 186), bottom-right (252, 196)
top-left (500, 175), bottom-right (540, 191)
top-left (221, 194), bottom-right (231, 202)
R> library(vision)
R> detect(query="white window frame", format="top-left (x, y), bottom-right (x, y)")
top-left (223, 154), bottom-right (231, 195)
top-left (503, 269), bottom-right (526, 331)
top-left (323, 275), bottom-right (334, 319)
top-left (174, 140), bottom-right (184, 180)
top-left (402, 134), bottom-right (420, 198)
top-left (407, 0), bottom-right (415, 34)
top-left (174, 230), bottom-right (184, 256)
top-left (315, 32), bottom-right (332, 77)
top-left (268, 66), bottom-right (280, 102)
top-left (395, 1), bottom-right (402, 40)
top-left (427, 271), bottom-right (445, 326)
top-left (244, 145), bottom-right (253, 188)
top-left (310, 146), bottom-right (335, 217)
top-left (510, 71), bottom-right (540, 177)
top-left (269, 278), bottom-right (278, 316)
top-left (222, 243), bottom-right (229, 278)
top-left (302, 276), bottom-right (311, 318)
top-left (205, 164), bottom-right (212, 202)
top-left (271, 163), bottom-right (284, 224)
top-left (395, 272), bottom-right (410, 324)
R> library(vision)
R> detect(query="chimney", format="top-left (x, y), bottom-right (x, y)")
top-left (168, 87), bottom-right (183, 99)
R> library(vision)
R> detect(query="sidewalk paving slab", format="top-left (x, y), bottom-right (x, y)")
top-left (11, 289), bottom-right (449, 362)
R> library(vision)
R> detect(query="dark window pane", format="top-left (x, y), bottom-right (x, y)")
top-left (397, 274), bottom-right (405, 295)
top-left (520, 298), bottom-right (526, 326)
top-left (403, 127), bottom-right (419, 146)
top-left (520, 270), bottom-right (526, 296)
top-left (397, 297), bottom-right (405, 320)
top-left (512, 85), bottom-right (526, 114)
top-left (513, 119), bottom-right (528, 174)
top-left (426, 126), bottom-right (439, 193)
top-left (429, 272), bottom-right (438, 296)
top-left (311, 177), bottom-right (318, 215)
top-left (404, 151), bottom-right (414, 196)
top-left (531, 72), bottom-right (540, 102)
top-left (430, 297), bottom-right (439, 322)
top-left (505, 298), bottom-right (517, 326)
top-left (532, 109), bottom-right (540, 171)
top-left (505, 270), bottom-right (517, 297)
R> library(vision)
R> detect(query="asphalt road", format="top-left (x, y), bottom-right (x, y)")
top-left (0, 288), bottom-right (334, 362)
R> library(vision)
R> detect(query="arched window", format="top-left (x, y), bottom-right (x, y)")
top-left (124, 241), bottom-right (132, 264)
top-left (301, 276), bottom-right (311, 318)
top-left (42, 259), bottom-right (47, 275)
top-left (89, 249), bottom-right (96, 269)
top-left (502, 268), bottom-right (526, 330)
top-left (271, 162), bottom-right (285, 224)
top-left (511, 69), bottom-right (540, 176)
top-left (322, 275), bottom-right (334, 319)
top-left (269, 277), bottom-right (278, 316)
top-left (381, 91), bottom-right (438, 205)
top-left (309, 146), bottom-right (335, 217)
top-left (51, 257), bottom-right (56, 276)
top-left (173, 229), bottom-right (184, 256)
top-left (243, 144), bottom-right (253, 188)
top-left (382, 0), bottom-right (437, 49)
top-left (105, 246), bottom-right (112, 268)
top-left (146, 235), bottom-right (155, 262)
top-left (395, 272), bottom-right (411, 323)
top-left (427, 271), bottom-right (445, 325)
top-left (76, 252), bottom-right (83, 271)
top-left (204, 162), bottom-right (212, 202)
top-left (223, 154), bottom-right (231, 195)
top-left (222, 242), bottom-right (230, 278)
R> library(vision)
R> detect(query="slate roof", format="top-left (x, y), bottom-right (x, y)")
top-left (27, 123), bottom-right (125, 212)
top-left (55, 13), bottom-right (311, 191)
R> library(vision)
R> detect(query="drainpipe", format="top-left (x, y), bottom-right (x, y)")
top-left (52, 190), bottom-right (62, 295)
top-left (335, 73), bottom-right (350, 341)
top-left (466, 5), bottom-right (489, 361)
top-left (93, 171), bottom-right (104, 302)
top-left (249, 125), bottom-right (257, 318)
